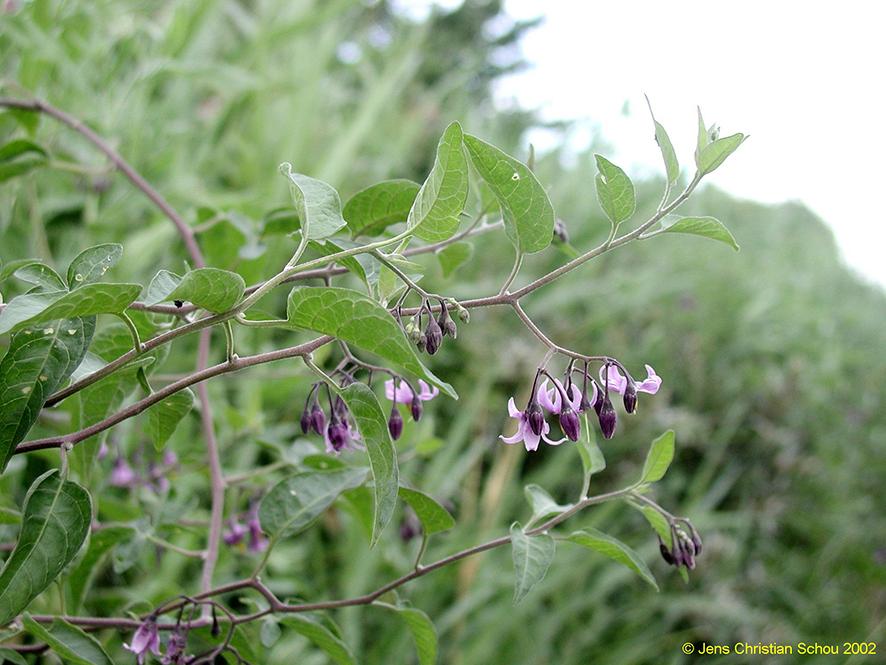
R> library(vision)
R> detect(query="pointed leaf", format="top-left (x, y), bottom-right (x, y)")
top-left (631, 502), bottom-right (673, 549)
top-left (340, 383), bottom-right (398, 547)
top-left (66, 243), bottom-right (123, 289)
top-left (407, 122), bottom-right (469, 243)
top-left (0, 470), bottom-right (92, 624)
top-left (657, 215), bottom-right (739, 251)
top-left (696, 132), bottom-right (747, 175)
top-left (145, 387), bottom-right (194, 450)
top-left (279, 164), bottom-right (347, 241)
top-left (0, 139), bottom-right (48, 162)
top-left (259, 468), bottom-right (368, 539)
top-left (13, 262), bottom-right (66, 291)
top-left (399, 486), bottom-right (454, 535)
top-left (21, 616), bottom-right (112, 665)
top-left (594, 154), bottom-right (636, 226)
top-left (0, 316), bottom-right (94, 471)
top-left (646, 96), bottom-right (679, 183)
top-left (0, 283), bottom-right (140, 335)
top-left (344, 179), bottom-right (420, 238)
top-left (694, 106), bottom-right (710, 160)
top-left (279, 615), bottom-right (357, 665)
top-left (286, 286), bottom-right (456, 398)
top-left (464, 133), bottom-right (555, 253)
top-left (378, 604), bottom-right (438, 665)
top-left (524, 484), bottom-right (571, 523)
top-left (436, 241), bottom-right (473, 278)
top-left (510, 522), bottom-right (556, 603)
top-left (0, 648), bottom-right (28, 665)
top-left (577, 414), bottom-right (605, 483)
top-left (640, 430), bottom-right (675, 484)
top-left (0, 139), bottom-right (47, 183)
top-left (144, 268), bottom-right (245, 313)
top-left (309, 238), bottom-right (380, 291)
top-left (565, 527), bottom-right (658, 589)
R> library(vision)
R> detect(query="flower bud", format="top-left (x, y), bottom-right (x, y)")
top-left (211, 606), bottom-right (221, 637)
top-left (457, 305), bottom-right (470, 323)
top-left (411, 393), bottom-right (423, 422)
top-left (623, 378), bottom-right (638, 414)
top-left (597, 394), bottom-right (617, 439)
top-left (309, 398), bottom-right (326, 436)
top-left (416, 334), bottom-right (427, 353)
top-left (424, 317), bottom-right (443, 355)
top-left (388, 403), bottom-right (404, 441)
top-left (327, 420), bottom-right (348, 452)
top-left (552, 218), bottom-right (569, 244)
top-left (690, 527), bottom-right (703, 556)
top-left (437, 303), bottom-right (457, 339)
top-left (659, 538), bottom-right (675, 565)
top-left (559, 407), bottom-right (581, 441)
top-left (300, 400), bottom-right (312, 435)
top-left (526, 396), bottom-right (545, 436)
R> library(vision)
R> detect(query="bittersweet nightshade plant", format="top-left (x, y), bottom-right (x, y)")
top-left (0, 85), bottom-right (745, 663)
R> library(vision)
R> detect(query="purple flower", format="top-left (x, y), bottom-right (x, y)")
top-left (385, 379), bottom-right (439, 404)
top-left (97, 441), bottom-right (109, 461)
top-left (162, 450), bottom-right (178, 468)
top-left (110, 457), bottom-right (138, 487)
top-left (324, 418), bottom-right (364, 456)
top-left (500, 396), bottom-right (565, 452)
top-left (124, 617), bottom-right (162, 664)
top-left (601, 364), bottom-right (661, 397)
top-left (247, 508), bottom-right (268, 553)
top-left (161, 631), bottom-right (188, 665)
top-left (223, 518), bottom-right (247, 546)
top-left (537, 378), bottom-right (581, 415)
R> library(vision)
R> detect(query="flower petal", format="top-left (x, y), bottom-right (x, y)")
top-left (600, 365), bottom-right (628, 395)
top-left (506, 397), bottom-right (522, 419)
top-left (637, 364), bottom-right (662, 394)
top-left (537, 379), bottom-right (562, 414)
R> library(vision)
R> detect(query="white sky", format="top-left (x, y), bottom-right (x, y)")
top-left (401, 0), bottom-right (886, 288)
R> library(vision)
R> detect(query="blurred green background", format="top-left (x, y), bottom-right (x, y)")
top-left (2, 1), bottom-right (885, 663)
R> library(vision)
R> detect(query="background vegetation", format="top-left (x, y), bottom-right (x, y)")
top-left (2, 0), bottom-right (884, 662)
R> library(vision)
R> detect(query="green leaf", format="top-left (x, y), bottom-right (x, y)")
top-left (12, 262), bottom-right (67, 291)
top-left (0, 647), bottom-right (29, 665)
top-left (144, 387), bottom-right (194, 450)
top-left (398, 486), bottom-right (454, 535)
top-left (640, 430), bottom-right (675, 484)
top-left (436, 241), bottom-right (473, 278)
top-left (645, 96), bottom-right (679, 184)
top-left (0, 283), bottom-right (141, 335)
top-left (378, 604), bottom-right (438, 665)
top-left (565, 527), bottom-right (658, 590)
top-left (0, 470), bottom-right (92, 624)
top-left (407, 122), bottom-right (469, 243)
top-left (0, 139), bottom-right (48, 183)
top-left (594, 154), bottom-right (636, 226)
top-left (0, 316), bottom-right (94, 472)
top-left (286, 286), bottom-right (456, 398)
top-left (66, 243), bottom-right (123, 289)
top-left (464, 133), bottom-right (555, 254)
top-left (510, 522), bottom-right (556, 604)
top-left (260, 617), bottom-right (282, 648)
top-left (339, 383), bottom-right (398, 547)
top-left (279, 615), bottom-right (357, 665)
top-left (22, 616), bottom-right (112, 665)
top-left (631, 502), bottom-right (673, 549)
top-left (144, 268), bottom-right (245, 313)
top-left (259, 467), bottom-right (368, 539)
top-left (67, 525), bottom-right (135, 612)
top-left (656, 215), bottom-right (739, 251)
top-left (524, 484), bottom-right (571, 523)
top-left (344, 179), bottom-right (420, 238)
top-left (695, 106), bottom-right (711, 157)
top-left (309, 238), bottom-right (380, 292)
top-left (696, 132), bottom-right (748, 175)
top-left (0, 139), bottom-right (48, 162)
top-left (576, 414), bottom-right (606, 483)
top-left (279, 164), bottom-right (347, 241)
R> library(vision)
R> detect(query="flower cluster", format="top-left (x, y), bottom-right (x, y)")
top-left (501, 363), bottom-right (661, 450)
top-left (404, 299), bottom-right (466, 355)
top-left (223, 502), bottom-right (267, 553)
top-left (124, 615), bottom-right (192, 665)
top-left (299, 383), bottom-right (365, 455)
top-left (384, 377), bottom-right (438, 440)
top-left (658, 521), bottom-right (702, 570)
top-left (108, 447), bottom-right (179, 493)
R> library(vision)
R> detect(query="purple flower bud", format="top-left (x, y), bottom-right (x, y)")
top-left (327, 420), bottom-right (349, 452)
top-left (424, 317), bottom-right (443, 355)
top-left (597, 394), bottom-right (617, 439)
top-left (416, 334), bottom-right (427, 353)
top-left (388, 403), bottom-right (404, 440)
top-left (300, 400), bottom-right (312, 435)
top-left (437, 306), bottom-right (458, 339)
top-left (309, 398), bottom-right (326, 436)
top-left (223, 518), bottom-right (247, 546)
top-left (552, 218), bottom-right (569, 244)
top-left (559, 407), bottom-right (581, 442)
top-left (210, 606), bottom-right (221, 638)
top-left (623, 376), bottom-right (638, 414)
top-left (525, 396), bottom-right (545, 437)
top-left (124, 616), bottom-right (162, 664)
top-left (97, 441), bottom-right (109, 461)
top-left (690, 527), bottom-right (703, 556)
top-left (163, 631), bottom-right (188, 664)
top-left (659, 538), bottom-right (674, 565)
top-left (410, 393), bottom-right (423, 422)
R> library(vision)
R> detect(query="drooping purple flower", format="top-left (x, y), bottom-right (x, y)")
top-left (324, 417), bottom-right (364, 456)
top-left (385, 379), bottom-right (439, 404)
top-left (223, 518), bottom-right (247, 546)
top-left (538, 378), bottom-right (582, 441)
top-left (124, 617), bottom-right (162, 664)
top-left (247, 506), bottom-right (268, 553)
top-left (110, 456), bottom-right (138, 487)
top-left (161, 631), bottom-right (188, 665)
top-left (601, 364), bottom-right (661, 398)
top-left (500, 397), bottom-right (566, 452)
